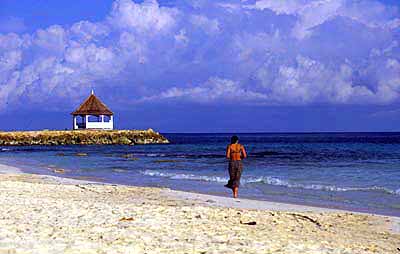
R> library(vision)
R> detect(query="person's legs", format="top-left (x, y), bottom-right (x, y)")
top-left (226, 161), bottom-right (243, 198)
top-left (225, 161), bottom-right (234, 189)
top-left (233, 161), bottom-right (243, 198)
top-left (233, 187), bottom-right (238, 198)
top-left (231, 161), bottom-right (242, 198)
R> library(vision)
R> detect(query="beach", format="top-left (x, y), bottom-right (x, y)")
top-left (2, 133), bottom-right (400, 217)
top-left (0, 164), bottom-right (399, 254)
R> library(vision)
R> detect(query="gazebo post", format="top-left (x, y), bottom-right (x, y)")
top-left (73, 116), bottom-right (77, 130)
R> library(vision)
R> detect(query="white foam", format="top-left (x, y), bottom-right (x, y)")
top-left (141, 170), bottom-right (229, 182)
top-left (0, 163), bottom-right (23, 174)
top-left (146, 154), bottom-right (158, 157)
top-left (244, 176), bottom-right (399, 195)
top-left (141, 170), bottom-right (400, 196)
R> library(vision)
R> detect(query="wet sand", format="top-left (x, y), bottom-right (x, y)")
top-left (0, 164), bottom-right (399, 253)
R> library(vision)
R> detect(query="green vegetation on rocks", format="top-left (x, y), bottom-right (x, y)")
top-left (0, 129), bottom-right (169, 146)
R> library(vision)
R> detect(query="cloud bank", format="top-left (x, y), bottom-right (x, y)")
top-left (0, 0), bottom-right (399, 112)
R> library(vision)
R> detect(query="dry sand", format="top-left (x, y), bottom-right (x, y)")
top-left (0, 164), bottom-right (399, 254)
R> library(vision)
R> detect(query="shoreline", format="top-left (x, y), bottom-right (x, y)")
top-left (1, 161), bottom-right (399, 219)
top-left (1, 162), bottom-right (400, 224)
top-left (0, 163), bottom-right (399, 253)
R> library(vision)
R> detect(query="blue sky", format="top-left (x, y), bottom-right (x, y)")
top-left (0, 0), bottom-right (399, 132)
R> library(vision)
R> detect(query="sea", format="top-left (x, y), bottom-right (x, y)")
top-left (0, 133), bottom-right (399, 216)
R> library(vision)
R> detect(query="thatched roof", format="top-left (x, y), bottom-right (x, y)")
top-left (71, 93), bottom-right (113, 116)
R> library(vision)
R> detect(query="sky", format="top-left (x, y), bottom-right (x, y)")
top-left (0, 0), bottom-right (399, 132)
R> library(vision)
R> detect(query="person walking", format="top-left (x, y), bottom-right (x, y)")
top-left (224, 135), bottom-right (247, 198)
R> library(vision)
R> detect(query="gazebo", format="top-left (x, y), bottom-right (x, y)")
top-left (71, 90), bottom-right (114, 130)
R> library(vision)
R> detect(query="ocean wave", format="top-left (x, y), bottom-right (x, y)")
top-left (0, 148), bottom-right (11, 151)
top-left (118, 152), bottom-right (167, 157)
top-left (249, 176), bottom-right (399, 195)
top-left (174, 154), bottom-right (225, 159)
top-left (140, 170), bottom-right (400, 196)
top-left (145, 153), bottom-right (166, 157)
top-left (141, 170), bottom-right (229, 183)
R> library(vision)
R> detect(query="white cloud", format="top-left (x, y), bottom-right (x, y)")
top-left (387, 18), bottom-right (400, 29)
top-left (245, 0), bottom-right (400, 39)
top-left (245, 0), bottom-right (342, 38)
top-left (0, 33), bottom-right (27, 50)
top-left (70, 21), bottom-right (110, 42)
top-left (264, 56), bottom-right (375, 104)
top-left (118, 31), bottom-right (147, 63)
top-left (0, 0), bottom-right (181, 111)
top-left (190, 15), bottom-right (220, 35)
top-left (216, 3), bottom-right (241, 13)
top-left (107, 0), bottom-right (178, 33)
top-left (144, 53), bottom-right (399, 106)
top-left (34, 25), bottom-right (67, 53)
top-left (244, 0), bottom-right (307, 15)
top-left (252, 54), bottom-right (400, 105)
top-left (0, 0), bottom-right (398, 112)
top-left (0, 50), bottom-right (22, 73)
top-left (174, 29), bottom-right (189, 47)
top-left (141, 77), bottom-right (268, 103)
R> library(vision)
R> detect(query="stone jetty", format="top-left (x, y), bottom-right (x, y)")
top-left (0, 129), bottom-right (169, 145)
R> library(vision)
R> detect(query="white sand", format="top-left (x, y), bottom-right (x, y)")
top-left (0, 163), bottom-right (399, 253)
top-left (164, 189), bottom-right (400, 235)
top-left (164, 189), bottom-right (345, 213)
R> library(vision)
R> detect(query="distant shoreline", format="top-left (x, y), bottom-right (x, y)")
top-left (0, 129), bottom-right (169, 146)
top-left (162, 131), bottom-right (400, 134)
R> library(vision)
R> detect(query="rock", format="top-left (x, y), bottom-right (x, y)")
top-left (116, 136), bottom-right (132, 145)
top-left (119, 217), bottom-right (134, 222)
top-left (0, 130), bottom-right (169, 146)
top-left (240, 221), bottom-right (257, 225)
top-left (53, 169), bottom-right (65, 174)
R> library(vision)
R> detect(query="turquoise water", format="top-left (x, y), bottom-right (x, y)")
top-left (1, 133), bottom-right (399, 216)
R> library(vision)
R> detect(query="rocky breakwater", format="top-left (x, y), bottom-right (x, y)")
top-left (0, 129), bottom-right (169, 145)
